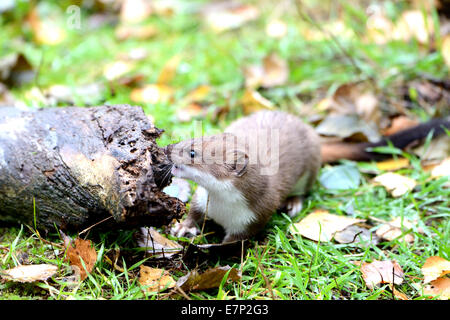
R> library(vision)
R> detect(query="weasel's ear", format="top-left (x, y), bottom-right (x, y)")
top-left (226, 150), bottom-right (249, 177)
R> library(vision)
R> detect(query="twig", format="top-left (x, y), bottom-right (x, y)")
top-left (78, 216), bottom-right (113, 236)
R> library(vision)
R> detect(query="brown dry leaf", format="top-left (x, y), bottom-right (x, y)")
top-left (333, 224), bottom-right (380, 246)
top-left (0, 264), bottom-right (58, 283)
top-left (290, 209), bottom-right (365, 242)
top-left (203, 3), bottom-right (259, 33)
top-left (175, 85), bottom-right (212, 122)
top-left (138, 265), bottom-right (175, 293)
top-left (423, 278), bottom-right (450, 299)
top-left (28, 8), bottom-right (66, 45)
top-left (390, 284), bottom-right (410, 300)
top-left (381, 116), bottom-right (419, 136)
top-left (130, 84), bottom-right (174, 104)
top-left (373, 172), bottom-right (417, 197)
top-left (115, 24), bottom-right (158, 41)
top-left (413, 135), bottom-right (450, 162)
top-left (375, 217), bottom-right (419, 243)
top-left (120, 0), bottom-right (153, 24)
top-left (243, 53), bottom-right (288, 89)
top-left (176, 102), bottom-right (205, 122)
top-left (443, 35), bottom-right (450, 68)
top-left (136, 227), bottom-right (183, 258)
top-left (421, 256), bottom-right (450, 284)
top-left (184, 85), bottom-right (211, 102)
top-left (176, 265), bottom-right (241, 292)
top-left (376, 158), bottom-right (410, 171)
top-left (360, 260), bottom-right (404, 289)
top-left (157, 55), bottom-right (181, 85)
top-left (320, 83), bottom-right (381, 126)
top-left (266, 20), bottom-right (288, 39)
top-left (241, 89), bottom-right (275, 115)
top-left (64, 238), bottom-right (97, 281)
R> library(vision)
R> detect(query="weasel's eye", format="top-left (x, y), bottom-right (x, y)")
top-left (190, 150), bottom-right (196, 158)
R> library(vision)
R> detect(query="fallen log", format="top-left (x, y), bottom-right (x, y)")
top-left (0, 105), bottom-right (185, 232)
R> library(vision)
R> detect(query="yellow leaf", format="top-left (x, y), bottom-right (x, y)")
top-left (290, 209), bottom-right (365, 242)
top-left (241, 89), bottom-right (275, 115)
top-left (422, 256), bottom-right (450, 284)
top-left (138, 265), bottom-right (175, 293)
top-left (376, 158), bottom-right (410, 171)
top-left (430, 157), bottom-right (450, 179)
top-left (157, 55), bottom-right (182, 85)
top-left (373, 172), bottom-right (416, 197)
top-left (130, 84), bottom-right (174, 104)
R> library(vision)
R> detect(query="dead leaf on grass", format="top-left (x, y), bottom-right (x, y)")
top-left (120, 0), bottom-right (153, 24)
top-left (442, 35), bottom-right (450, 68)
top-left (136, 227), bottom-right (183, 258)
top-left (0, 264), bottom-right (58, 283)
top-left (202, 3), bottom-right (259, 33)
top-left (176, 265), bottom-right (241, 292)
top-left (63, 236), bottom-right (97, 281)
top-left (241, 89), bottom-right (275, 115)
top-left (373, 172), bottom-right (417, 197)
top-left (381, 116), bottom-right (419, 136)
top-left (266, 20), bottom-right (288, 38)
top-left (290, 209), bottom-right (365, 242)
top-left (375, 217), bottom-right (420, 243)
top-left (375, 158), bottom-right (410, 171)
top-left (157, 55), bottom-right (181, 85)
top-left (430, 157), bottom-right (450, 179)
top-left (243, 53), bottom-right (289, 89)
top-left (423, 277), bottom-right (450, 299)
top-left (359, 260), bottom-right (404, 289)
top-left (334, 225), bottom-right (380, 245)
top-left (138, 265), bottom-right (175, 293)
top-left (130, 84), bottom-right (174, 104)
top-left (421, 256), bottom-right (450, 284)
top-left (28, 7), bottom-right (66, 45)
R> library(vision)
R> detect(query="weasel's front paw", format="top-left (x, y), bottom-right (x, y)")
top-left (171, 220), bottom-right (199, 238)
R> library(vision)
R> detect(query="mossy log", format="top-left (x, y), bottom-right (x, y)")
top-left (0, 105), bottom-right (185, 231)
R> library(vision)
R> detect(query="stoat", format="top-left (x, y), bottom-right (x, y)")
top-left (166, 111), bottom-right (449, 242)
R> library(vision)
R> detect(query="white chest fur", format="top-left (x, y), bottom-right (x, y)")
top-left (195, 184), bottom-right (256, 235)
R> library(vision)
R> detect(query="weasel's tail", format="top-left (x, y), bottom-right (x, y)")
top-left (321, 117), bottom-right (450, 163)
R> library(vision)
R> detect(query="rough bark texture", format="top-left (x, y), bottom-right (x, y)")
top-left (0, 105), bottom-right (185, 231)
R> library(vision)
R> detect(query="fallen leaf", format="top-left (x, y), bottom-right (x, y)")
top-left (243, 53), bottom-right (289, 88)
top-left (136, 227), bottom-right (183, 258)
top-left (115, 24), bottom-right (158, 41)
top-left (0, 264), bottom-right (58, 283)
top-left (45, 83), bottom-right (105, 106)
top-left (241, 89), bottom-right (275, 115)
top-left (290, 209), bottom-right (365, 242)
top-left (120, 0), bottom-right (153, 24)
top-left (423, 278), bottom-right (450, 299)
top-left (315, 114), bottom-right (381, 143)
top-left (176, 265), bottom-right (241, 292)
top-left (366, 12), bottom-right (394, 45)
top-left (375, 217), bottom-right (419, 243)
top-left (64, 237), bottom-right (97, 281)
top-left (413, 135), bottom-right (450, 162)
top-left (176, 102), bottom-right (205, 122)
top-left (360, 260), bottom-right (404, 289)
top-left (393, 10), bottom-right (434, 44)
top-left (422, 256), bottom-right (450, 284)
top-left (430, 157), bottom-right (450, 178)
top-left (334, 224), bottom-right (380, 245)
top-left (130, 84), bottom-right (174, 104)
top-left (138, 265), bottom-right (175, 293)
top-left (390, 284), bottom-right (410, 300)
top-left (443, 35), bottom-right (450, 68)
top-left (203, 3), bottom-right (259, 33)
top-left (157, 55), bottom-right (181, 85)
top-left (376, 158), bottom-right (410, 171)
top-left (184, 85), bottom-right (211, 102)
top-left (103, 61), bottom-right (134, 81)
top-left (373, 172), bottom-right (417, 197)
top-left (319, 164), bottom-right (361, 190)
top-left (316, 83), bottom-right (381, 126)
top-left (381, 116), bottom-right (419, 136)
top-left (266, 20), bottom-right (288, 38)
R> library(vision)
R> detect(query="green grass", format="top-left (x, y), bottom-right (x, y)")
top-left (0, 0), bottom-right (449, 300)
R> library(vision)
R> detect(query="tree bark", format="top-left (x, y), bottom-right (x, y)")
top-left (0, 105), bottom-right (185, 231)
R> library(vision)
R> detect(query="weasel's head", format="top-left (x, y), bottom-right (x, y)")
top-left (165, 134), bottom-right (249, 191)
